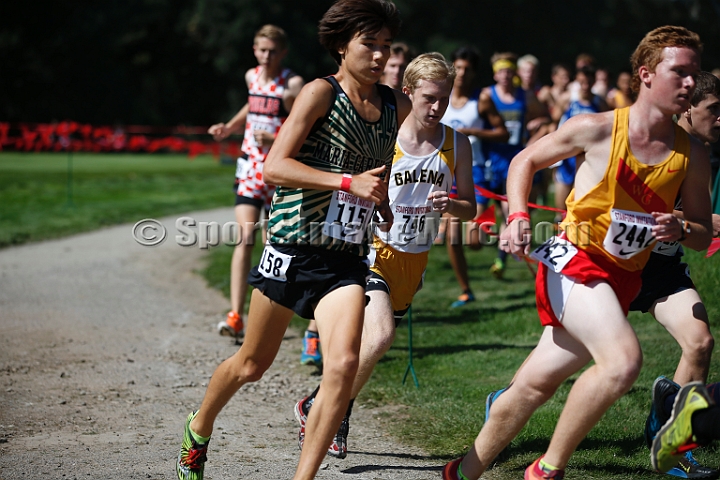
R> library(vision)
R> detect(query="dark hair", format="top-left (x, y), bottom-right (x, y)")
top-left (318, 0), bottom-right (401, 65)
top-left (551, 63), bottom-right (571, 76)
top-left (390, 41), bottom-right (415, 61)
top-left (450, 46), bottom-right (480, 73)
top-left (575, 53), bottom-right (596, 67)
top-left (490, 51), bottom-right (518, 66)
top-left (692, 71), bottom-right (720, 106)
top-left (576, 65), bottom-right (597, 80)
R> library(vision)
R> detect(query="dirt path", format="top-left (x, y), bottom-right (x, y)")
top-left (0, 208), bottom-right (441, 479)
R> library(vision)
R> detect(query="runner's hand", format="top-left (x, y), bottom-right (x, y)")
top-left (208, 123), bottom-right (229, 141)
top-left (712, 214), bottom-right (720, 237)
top-left (375, 200), bottom-right (393, 232)
top-left (500, 218), bottom-right (531, 256)
top-left (253, 129), bottom-right (275, 147)
top-left (651, 212), bottom-right (682, 242)
top-left (349, 166), bottom-right (388, 204)
top-left (428, 190), bottom-right (450, 213)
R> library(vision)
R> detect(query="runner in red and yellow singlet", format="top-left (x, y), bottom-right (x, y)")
top-left (443, 25), bottom-right (713, 480)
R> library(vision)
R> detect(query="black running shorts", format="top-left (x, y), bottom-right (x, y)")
top-left (630, 253), bottom-right (695, 313)
top-left (248, 243), bottom-right (369, 319)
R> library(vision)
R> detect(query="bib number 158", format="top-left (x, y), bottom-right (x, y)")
top-left (258, 244), bottom-right (292, 282)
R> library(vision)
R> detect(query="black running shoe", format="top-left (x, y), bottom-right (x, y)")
top-left (645, 376), bottom-right (680, 448)
top-left (666, 451), bottom-right (720, 479)
top-left (327, 414), bottom-right (349, 459)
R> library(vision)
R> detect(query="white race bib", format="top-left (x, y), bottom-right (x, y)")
top-left (505, 120), bottom-right (523, 146)
top-left (323, 191), bottom-right (373, 244)
top-left (653, 240), bottom-right (681, 257)
top-left (257, 244), bottom-right (293, 282)
top-left (530, 236), bottom-right (578, 273)
top-left (393, 204), bottom-right (432, 246)
top-left (235, 157), bottom-right (251, 179)
top-left (603, 209), bottom-right (656, 259)
top-left (251, 120), bottom-right (275, 147)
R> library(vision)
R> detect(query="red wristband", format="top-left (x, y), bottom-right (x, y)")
top-left (506, 211), bottom-right (531, 225)
top-left (340, 173), bottom-right (352, 192)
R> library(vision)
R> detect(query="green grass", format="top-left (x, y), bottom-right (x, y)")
top-left (359, 245), bottom-right (719, 477)
top-left (9, 151), bottom-right (717, 477)
top-left (202, 221), bottom-right (720, 479)
top-left (0, 152), bottom-right (234, 247)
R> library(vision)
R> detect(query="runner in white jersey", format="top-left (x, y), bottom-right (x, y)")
top-left (294, 52), bottom-right (476, 460)
top-left (441, 46), bottom-right (508, 308)
top-left (208, 25), bottom-right (304, 339)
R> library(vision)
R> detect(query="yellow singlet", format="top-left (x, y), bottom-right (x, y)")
top-left (561, 107), bottom-right (690, 272)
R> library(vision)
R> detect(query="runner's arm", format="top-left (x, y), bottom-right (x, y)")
top-left (500, 114), bottom-right (602, 255)
top-left (657, 138), bottom-right (713, 250)
top-left (442, 132), bottom-right (476, 220)
top-left (551, 92), bottom-right (570, 123)
top-left (458, 91), bottom-right (508, 142)
top-left (393, 89), bottom-right (412, 126)
top-left (263, 80), bottom-right (388, 204)
top-left (208, 68), bottom-right (255, 140)
top-left (283, 75), bottom-right (305, 113)
top-left (208, 103), bottom-right (249, 141)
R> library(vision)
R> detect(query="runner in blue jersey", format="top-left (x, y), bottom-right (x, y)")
top-left (481, 52), bottom-right (546, 278)
top-left (441, 46), bottom-right (508, 307)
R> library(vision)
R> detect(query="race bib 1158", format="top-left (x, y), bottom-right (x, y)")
top-left (322, 191), bottom-right (374, 244)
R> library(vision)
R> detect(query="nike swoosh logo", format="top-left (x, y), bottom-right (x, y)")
top-left (441, 147), bottom-right (454, 153)
top-left (668, 168), bottom-right (681, 173)
top-left (619, 249), bottom-right (635, 256)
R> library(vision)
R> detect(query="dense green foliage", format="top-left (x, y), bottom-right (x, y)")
top-left (0, 152), bottom-right (233, 247)
top-left (4, 1), bottom-right (720, 125)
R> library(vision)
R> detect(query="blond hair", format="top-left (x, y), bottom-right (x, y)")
top-left (630, 26), bottom-right (702, 93)
top-left (403, 52), bottom-right (456, 93)
top-left (254, 24), bottom-right (288, 50)
top-left (518, 54), bottom-right (539, 69)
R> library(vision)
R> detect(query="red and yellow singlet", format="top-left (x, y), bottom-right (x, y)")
top-left (561, 107), bottom-right (690, 272)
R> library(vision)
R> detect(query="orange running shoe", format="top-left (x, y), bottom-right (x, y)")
top-left (442, 458), bottom-right (467, 480)
top-left (217, 311), bottom-right (244, 337)
top-left (525, 457), bottom-right (564, 480)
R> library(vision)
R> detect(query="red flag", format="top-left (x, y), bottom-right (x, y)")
top-left (706, 238), bottom-right (720, 258)
top-left (474, 204), bottom-right (497, 235)
top-left (187, 141), bottom-right (207, 159)
top-left (226, 142), bottom-right (241, 158)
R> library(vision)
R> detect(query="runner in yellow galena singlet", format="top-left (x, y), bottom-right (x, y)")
top-left (294, 52), bottom-right (476, 460)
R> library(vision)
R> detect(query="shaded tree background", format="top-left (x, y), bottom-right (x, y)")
top-left (2, 0), bottom-right (720, 126)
